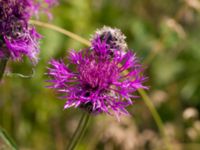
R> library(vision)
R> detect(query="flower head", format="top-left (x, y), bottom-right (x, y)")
top-left (0, 0), bottom-right (57, 63)
top-left (47, 27), bottom-right (147, 119)
top-left (91, 26), bottom-right (128, 54)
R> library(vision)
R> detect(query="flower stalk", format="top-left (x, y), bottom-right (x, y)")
top-left (138, 89), bottom-right (172, 150)
top-left (30, 20), bottom-right (91, 46)
top-left (67, 112), bottom-right (90, 150)
top-left (0, 58), bottom-right (8, 81)
top-left (0, 126), bottom-right (18, 150)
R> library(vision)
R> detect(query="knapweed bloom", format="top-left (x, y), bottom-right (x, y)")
top-left (0, 0), bottom-right (57, 64)
top-left (47, 27), bottom-right (147, 119)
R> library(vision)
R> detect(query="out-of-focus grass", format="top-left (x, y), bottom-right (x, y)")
top-left (1, 0), bottom-right (200, 149)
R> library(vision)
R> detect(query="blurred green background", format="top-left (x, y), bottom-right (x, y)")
top-left (1, 0), bottom-right (200, 149)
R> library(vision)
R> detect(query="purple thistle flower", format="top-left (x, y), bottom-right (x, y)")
top-left (47, 27), bottom-right (147, 119)
top-left (0, 0), bottom-right (57, 64)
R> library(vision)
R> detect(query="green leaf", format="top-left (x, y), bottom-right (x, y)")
top-left (0, 126), bottom-right (18, 150)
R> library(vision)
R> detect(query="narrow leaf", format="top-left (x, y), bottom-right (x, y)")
top-left (0, 127), bottom-right (18, 150)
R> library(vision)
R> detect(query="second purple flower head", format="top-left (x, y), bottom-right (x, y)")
top-left (0, 0), bottom-right (57, 64)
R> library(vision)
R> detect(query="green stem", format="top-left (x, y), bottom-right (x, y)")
top-left (31, 20), bottom-right (172, 150)
top-left (0, 58), bottom-right (18, 150)
top-left (138, 89), bottom-right (172, 150)
top-left (30, 20), bottom-right (91, 47)
top-left (0, 126), bottom-right (18, 150)
top-left (0, 58), bottom-right (8, 81)
top-left (67, 112), bottom-right (90, 150)
top-left (138, 89), bottom-right (163, 134)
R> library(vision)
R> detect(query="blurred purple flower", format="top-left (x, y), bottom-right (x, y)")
top-left (47, 27), bottom-right (147, 119)
top-left (0, 0), bottom-right (57, 64)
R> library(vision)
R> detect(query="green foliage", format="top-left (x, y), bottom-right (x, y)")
top-left (1, 0), bottom-right (200, 149)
